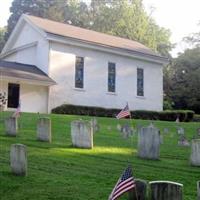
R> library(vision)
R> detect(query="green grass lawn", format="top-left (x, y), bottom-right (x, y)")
top-left (0, 112), bottom-right (200, 200)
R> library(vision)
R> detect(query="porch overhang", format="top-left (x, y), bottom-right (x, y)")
top-left (0, 60), bottom-right (56, 86)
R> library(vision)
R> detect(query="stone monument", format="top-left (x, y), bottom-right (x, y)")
top-left (150, 181), bottom-right (183, 200)
top-left (71, 120), bottom-right (93, 149)
top-left (10, 144), bottom-right (27, 176)
top-left (37, 118), bottom-right (51, 143)
top-left (138, 126), bottom-right (160, 160)
top-left (5, 117), bottom-right (18, 136)
top-left (190, 139), bottom-right (200, 166)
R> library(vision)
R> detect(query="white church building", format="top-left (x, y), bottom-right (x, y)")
top-left (0, 14), bottom-right (168, 113)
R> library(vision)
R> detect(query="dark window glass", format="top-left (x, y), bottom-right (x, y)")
top-left (108, 62), bottom-right (116, 92)
top-left (75, 56), bottom-right (84, 88)
top-left (8, 83), bottom-right (20, 108)
top-left (137, 68), bottom-right (144, 96)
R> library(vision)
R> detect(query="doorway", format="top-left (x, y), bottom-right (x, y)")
top-left (7, 83), bottom-right (20, 108)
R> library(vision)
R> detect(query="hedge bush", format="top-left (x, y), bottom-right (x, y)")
top-left (51, 104), bottom-right (194, 122)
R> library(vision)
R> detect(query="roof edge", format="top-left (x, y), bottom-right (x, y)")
top-left (0, 42), bottom-right (38, 59)
top-left (1, 14), bottom-right (47, 54)
top-left (47, 33), bottom-right (168, 65)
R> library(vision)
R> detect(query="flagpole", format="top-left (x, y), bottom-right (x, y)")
top-left (128, 103), bottom-right (139, 200)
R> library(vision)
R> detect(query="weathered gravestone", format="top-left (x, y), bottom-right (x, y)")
top-left (159, 134), bottom-right (163, 145)
top-left (71, 120), bottom-right (93, 149)
top-left (176, 116), bottom-right (180, 123)
top-left (121, 124), bottom-right (133, 139)
top-left (138, 126), bottom-right (160, 160)
top-left (190, 139), bottom-right (200, 166)
top-left (177, 127), bottom-right (185, 135)
top-left (5, 117), bottom-right (18, 136)
top-left (91, 118), bottom-right (99, 132)
top-left (193, 128), bottom-right (200, 139)
top-left (197, 128), bottom-right (200, 136)
top-left (163, 128), bottom-right (169, 134)
top-left (10, 144), bottom-right (27, 176)
top-left (37, 118), bottom-right (51, 143)
top-left (116, 124), bottom-right (121, 132)
top-left (136, 124), bottom-right (143, 134)
top-left (148, 122), bottom-right (155, 128)
top-left (107, 126), bottom-right (112, 131)
top-left (150, 181), bottom-right (183, 200)
top-left (128, 179), bottom-right (148, 200)
top-left (178, 135), bottom-right (190, 147)
top-left (197, 181), bottom-right (200, 200)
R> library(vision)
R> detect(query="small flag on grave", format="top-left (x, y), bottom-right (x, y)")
top-left (108, 166), bottom-right (135, 200)
top-left (116, 103), bottom-right (130, 119)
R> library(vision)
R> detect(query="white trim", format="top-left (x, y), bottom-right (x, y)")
top-left (1, 14), bottom-right (47, 54)
top-left (23, 14), bottom-right (47, 38)
top-left (73, 88), bottom-right (85, 92)
top-left (0, 42), bottom-right (38, 59)
top-left (1, 76), bottom-right (55, 86)
top-left (149, 181), bottom-right (183, 187)
top-left (47, 34), bottom-right (168, 65)
top-left (106, 92), bottom-right (117, 96)
top-left (136, 95), bottom-right (145, 99)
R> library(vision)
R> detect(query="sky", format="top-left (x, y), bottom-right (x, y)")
top-left (0, 0), bottom-right (200, 57)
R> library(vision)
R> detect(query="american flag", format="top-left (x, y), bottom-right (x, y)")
top-left (12, 102), bottom-right (21, 118)
top-left (116, 103), bottom-right (130, 119)
top-left (108, 166), bottom-right (136, 200)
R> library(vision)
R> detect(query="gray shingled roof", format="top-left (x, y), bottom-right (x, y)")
top-left (0, 60), bottom-right (56, 85)
top-left (25, 15), bottom-right (166, 60)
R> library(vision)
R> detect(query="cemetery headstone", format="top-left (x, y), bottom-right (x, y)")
top-left (178, 135), bottom-right (190, 147)
top-left (176, 116), bottom-right (180, 124)
top-left (159, 133), bottom-right (163, 145)
top-left (197, 128), bottom-right (200, 136)
top-left (116, 124), bottom-right (121, 132)
top-left (71, 120), bottom-right (93, 149)
top-left (128, 179), bottom-right (147, 200)
top-left (121, 124), bottom-right (133, 139)
top-left (138, 126), bottom-right (160, 160)
top-left (163, 128), bottom-right (169, 134)
top-left (107, 126), bottom-right (112, 131)
top-left (150, 181), bottom-right (183, 200)
top-left (37, 118), bottom-right (51, 143)
top-left (10, 144), bottom-right (27, 176)
top-left (197, 181), bottom-right (200, 200)
top-left (177, 127), bottom-right (185, 135)
top-left (91, 118), bottom-right (99, 132)
top-left (136, 124), bottom-right (143, 134)
top-left (5, 117), bottom-right (18, 136)
top-left (190, 139), bottom-right (200, 166)
top-left (148, 122), bottom-right (155, 128)
top-left (193, 128), bottom-right (200, 139)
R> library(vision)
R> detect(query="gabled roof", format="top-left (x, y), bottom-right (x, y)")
top-left (0, 60), bottom-right (56, 86)
top-left (24, 15), bottom-right (165, 60)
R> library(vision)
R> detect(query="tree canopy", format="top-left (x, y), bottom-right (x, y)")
top-left (3, 0), bottom-right (172, 56)
top-left (165, 47), bottom-right (200, 113)
top-left (0, 27), bottom-right (6, 52)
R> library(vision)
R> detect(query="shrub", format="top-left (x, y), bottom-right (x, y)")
top-left (52, 104), bottom-right (195, 122)
top-left (193, 114), bottom-right (200, 122)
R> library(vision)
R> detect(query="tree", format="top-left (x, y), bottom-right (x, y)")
top-left (169, 47), bottom-right (200, 113)
top-left (0, 27), bottom-right (6, 52)
top-left (5, 0), bottom-right (67, 40)
top-left (89, 0), bottom-right (172, 56)
top-left (5, 0), bottom-right (172, 57)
